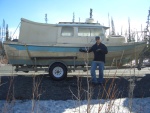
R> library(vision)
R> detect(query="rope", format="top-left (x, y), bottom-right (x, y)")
top-left (11, 22), bottom-right (21, 39)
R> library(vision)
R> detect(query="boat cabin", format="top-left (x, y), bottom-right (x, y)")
top-left (18, 18), bottom-right (109, 46)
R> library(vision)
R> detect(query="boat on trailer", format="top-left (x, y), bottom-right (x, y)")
top-left (3, 17), bottom-right (146, 80)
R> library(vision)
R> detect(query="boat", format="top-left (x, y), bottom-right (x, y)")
top-left (3, 13), bottom-right (146, 80)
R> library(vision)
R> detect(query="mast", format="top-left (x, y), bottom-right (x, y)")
top-left (45, 14), bottom-right (48, 23)
top-left (111, 17), bottom-right (116, 35)
top-left (86, 8), bottom-right (94, 23)
top-left (121, 26), bottom-right (123, 35)
top-left (108, 13), bottom-right (110, 35)
top-left (90, 8), bottom-right (93, 18)
top-left (72, 12), bottom-right (75, 22)
top-left (6, 24), bottom-right (9, 41)
top-left (128, 17), bottom-right (131, 42)
top-left (2, 19), bottom-right (5, 41)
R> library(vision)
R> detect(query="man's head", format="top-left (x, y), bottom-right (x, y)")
top-left (95, 36), bottom-right (101, 44)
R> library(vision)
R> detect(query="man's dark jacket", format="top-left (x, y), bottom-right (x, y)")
top-left (80, 43), bottom-right (108, 63)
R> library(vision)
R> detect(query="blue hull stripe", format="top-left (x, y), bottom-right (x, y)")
top-left (9, 43), bottom-right (144, 52)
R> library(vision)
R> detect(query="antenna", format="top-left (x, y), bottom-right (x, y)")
top-left (108, 13), bottom-right (110, 35)
top-left (45, 14), bottom-right (48, 23)
top-left (111, 17), bottom-right (116, 35)
top-left (72, 12), bottom-right (75, 22)
top-left (2, 19), bottom-right (5, 41)
top-left (121, 26), bottom-right (123, 35)
top-left (128, 17), bottom-right (131, 42)
top-left (90, 8), bottom-right (93, 18)
top-left (6, 24), bottom-right (9, 41)
top-left (79, 17), bottom-right (80, 22)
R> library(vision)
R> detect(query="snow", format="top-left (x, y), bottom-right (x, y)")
top-left (0, 98), bottom-right (150, 113)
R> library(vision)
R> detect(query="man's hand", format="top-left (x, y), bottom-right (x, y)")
top-left (79, 48), bottom-right (84, 52)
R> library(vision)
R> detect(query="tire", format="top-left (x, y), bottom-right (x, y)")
top-left (49, 63), bottom-right (67, 80)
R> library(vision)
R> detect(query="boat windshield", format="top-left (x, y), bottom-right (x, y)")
top-left (78, 28), bottom-right (103, 37)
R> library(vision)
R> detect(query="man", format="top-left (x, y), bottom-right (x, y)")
top-left (79, 36), bottom-right (108, 85)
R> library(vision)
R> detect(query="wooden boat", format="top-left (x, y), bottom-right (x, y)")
top-left (3, 18), bottom-right (146, 80)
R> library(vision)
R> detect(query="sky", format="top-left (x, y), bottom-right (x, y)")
top-left (0, 0), bottom-right (150, 38)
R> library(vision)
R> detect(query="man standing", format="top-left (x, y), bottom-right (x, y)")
top-left (79, 36), bottom-right (108, 85)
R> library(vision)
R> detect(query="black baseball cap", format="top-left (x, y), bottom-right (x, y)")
top-left (95, 36), bottom-right (100, 40)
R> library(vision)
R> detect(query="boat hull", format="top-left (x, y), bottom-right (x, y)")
top-left (3, 41), bottom-right (146, 66)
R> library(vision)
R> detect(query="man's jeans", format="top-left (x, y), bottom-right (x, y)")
top-left (90, 61), bottom-right (104, 83)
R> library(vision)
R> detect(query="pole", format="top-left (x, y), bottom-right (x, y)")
top-left (108, 13), bottom-right (110, 35)
top-left (128, 18), bottom-right (131, 42)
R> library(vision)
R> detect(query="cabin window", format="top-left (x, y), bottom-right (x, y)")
top-left (78, 28), bottom-right (90, 36)
top-left (61, 27), bottom-right (74, 36)
top-left (90, 28), bottom-right (101, 36)
top-left (78, 28), bottom-right (102, 37)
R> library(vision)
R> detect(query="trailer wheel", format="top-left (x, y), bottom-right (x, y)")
top-left (49, 63), bottom-right (67, 80)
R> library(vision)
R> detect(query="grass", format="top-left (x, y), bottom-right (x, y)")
top-left (68, 49), bottom-right (139, 113)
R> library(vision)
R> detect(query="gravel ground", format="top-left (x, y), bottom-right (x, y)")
top-left (0, 74), bottom-right (150, 100)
